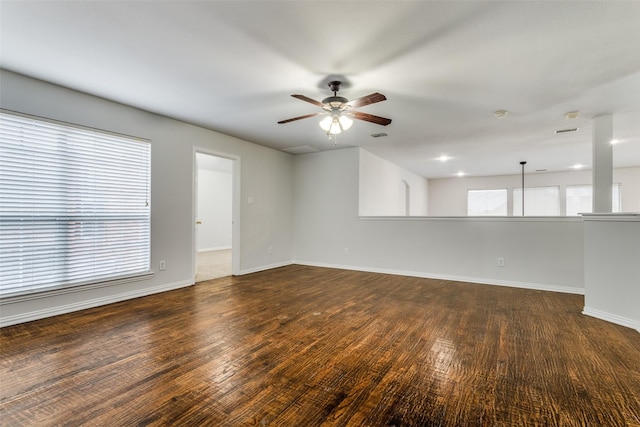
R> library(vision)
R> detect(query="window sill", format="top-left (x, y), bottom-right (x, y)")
top-left (0, 271), bottom-right (154, 304)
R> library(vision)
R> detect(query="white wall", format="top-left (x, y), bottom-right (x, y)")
top-left (294, 148), bottom-right (585, 293)
top-left (196, 166), bottom-right (232, 251)
top-left (582, 214), bottom-right (640, 332)
top-left (359, 149), bottom-right (428, 216)
top-left (429, 167), bottom-right (640, 216)
top-left (2, 70), bottom-right (633, 330)
top-left (0, 70), bottom-right (293, 326)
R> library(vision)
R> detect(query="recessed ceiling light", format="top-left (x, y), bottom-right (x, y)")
top-left (437, 155), bottom-right (451, 162)
top-left (565, 111), bottom-right (579, 120)
top-left (611, 138), bottom-right (620, 145)
top-left (456, 171), bottom-right (466, 177)
top-left (572, 164), bottom-right (584, 170)
top-left (494, 110), bottom-right (508, 118)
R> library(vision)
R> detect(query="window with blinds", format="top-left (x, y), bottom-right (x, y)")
top-left (467, 189), bottom-right (508, 216)
top-left (513, 186), bottom-right (560, 216)
top-left (566, 184), bottom-right (622, 216)
top-left (0, 110), bottom-right (151, 298)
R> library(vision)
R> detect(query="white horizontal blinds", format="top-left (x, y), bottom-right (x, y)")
top-left (566, 185), bottom-right (592, 216)
top-left (612, 184), bottom-right (621, 213)
top-left (566, 184), bottom-right (622, 216)
top-left (513, 186), bottom-right (560, 216)
top-left (0, 111), bottom-right (150, 297)
top-left (467, 189), bottom-right (508, 216)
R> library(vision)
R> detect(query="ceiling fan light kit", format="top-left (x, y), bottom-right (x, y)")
top-left (278, 80), bottom-right (391, 141)
top-left (319, 113), bottom-right (353, 135)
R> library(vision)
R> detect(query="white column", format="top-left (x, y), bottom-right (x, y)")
top-left (592, 115), bottom-right (613, 213)
top-left (582, 213), bottom-right (640, 332)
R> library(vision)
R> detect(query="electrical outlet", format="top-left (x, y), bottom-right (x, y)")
top-left (159, 260), bottom-right (166, 271)
top-left (497, 257), bottom-right (505, 267)
top-left (343, 248), bottom-right (349, 255)
top-left (268, 246), bottom-right (273, 255)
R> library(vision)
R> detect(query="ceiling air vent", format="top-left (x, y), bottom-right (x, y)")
top-left (555, 128), bottom-right (578, 134)
top-left (371, 132), bottom-right (388, 138)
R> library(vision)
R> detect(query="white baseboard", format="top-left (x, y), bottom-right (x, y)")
top-left (197, 246), bottom-right (232, 253)
top-left (0, 279), bottom-right (193, 328)
top-left (292, 260), bottom-right (585, 295)
top-left (582, 307), bottom-right (640, 333)
top-left (0, 261), bottom-right (587, 328)
top-left (238, 260), bottom-right (294, 275)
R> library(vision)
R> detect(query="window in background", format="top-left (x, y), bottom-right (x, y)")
top-left (566, 184), bottom-right (622, 216)
top-left (513, 186), bottom-right (560, 216)
top-left (0, 110), bottom-right (151, 298)
top-left (467, 189), bottom-right (508, 216)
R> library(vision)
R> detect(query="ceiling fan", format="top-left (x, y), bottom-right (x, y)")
top-left (278, 81), bottom-right (392, 136)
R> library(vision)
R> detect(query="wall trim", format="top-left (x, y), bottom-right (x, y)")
top-left (0, 272), bottom-right (154, 304)
top-left (238, 261), bottom-right (294, 276)
top-left (0, 279), bottom-right (193, 328)
top-left (359, 216), bottom-right (583, 223)
top-left (197, 246), bottom-right (232, 253)
top-left (582, 307), bottom-right (640, 333)
top-left (0, 261), bottom-right (590, 327)
top-left (581, 213), bottom-right (640, 222)
top-left (292, 260), bottom-right (584, 295)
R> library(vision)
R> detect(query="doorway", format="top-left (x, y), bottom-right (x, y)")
top-left (194, 151), bottom-right (237, 282)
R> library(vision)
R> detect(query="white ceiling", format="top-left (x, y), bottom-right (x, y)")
top-left (1, 1), bottom-right (639, 179)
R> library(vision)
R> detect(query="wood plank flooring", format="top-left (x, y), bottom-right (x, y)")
top-left (1, 265), bottom-right (639, 426)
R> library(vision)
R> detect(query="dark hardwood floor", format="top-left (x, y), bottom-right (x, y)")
top-left (1, 265), bottom-right (639, 426)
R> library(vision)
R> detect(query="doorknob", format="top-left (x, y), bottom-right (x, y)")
top-left (196, 221), bottom-right (202, 224)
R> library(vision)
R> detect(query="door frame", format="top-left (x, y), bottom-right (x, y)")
top-left (192, 148), bottom-right (241, 280)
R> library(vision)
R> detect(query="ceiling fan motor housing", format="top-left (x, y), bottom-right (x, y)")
top-left (323, 81), bottom-right (349, 109)
top-left (322, 96), bottom-right (349, 109)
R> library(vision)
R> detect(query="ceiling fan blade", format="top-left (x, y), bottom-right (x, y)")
top-left (291, 94), bottom-right (325, 108)
top-left (277, 112), bottom-right (323, 124)
top-left (351, 111), bottom-right (392, 126)
top-left (345, 92), bottom-right (387, 109)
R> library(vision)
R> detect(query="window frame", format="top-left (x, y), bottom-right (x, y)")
top-left (0, 109), bottom-right (152, 300)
